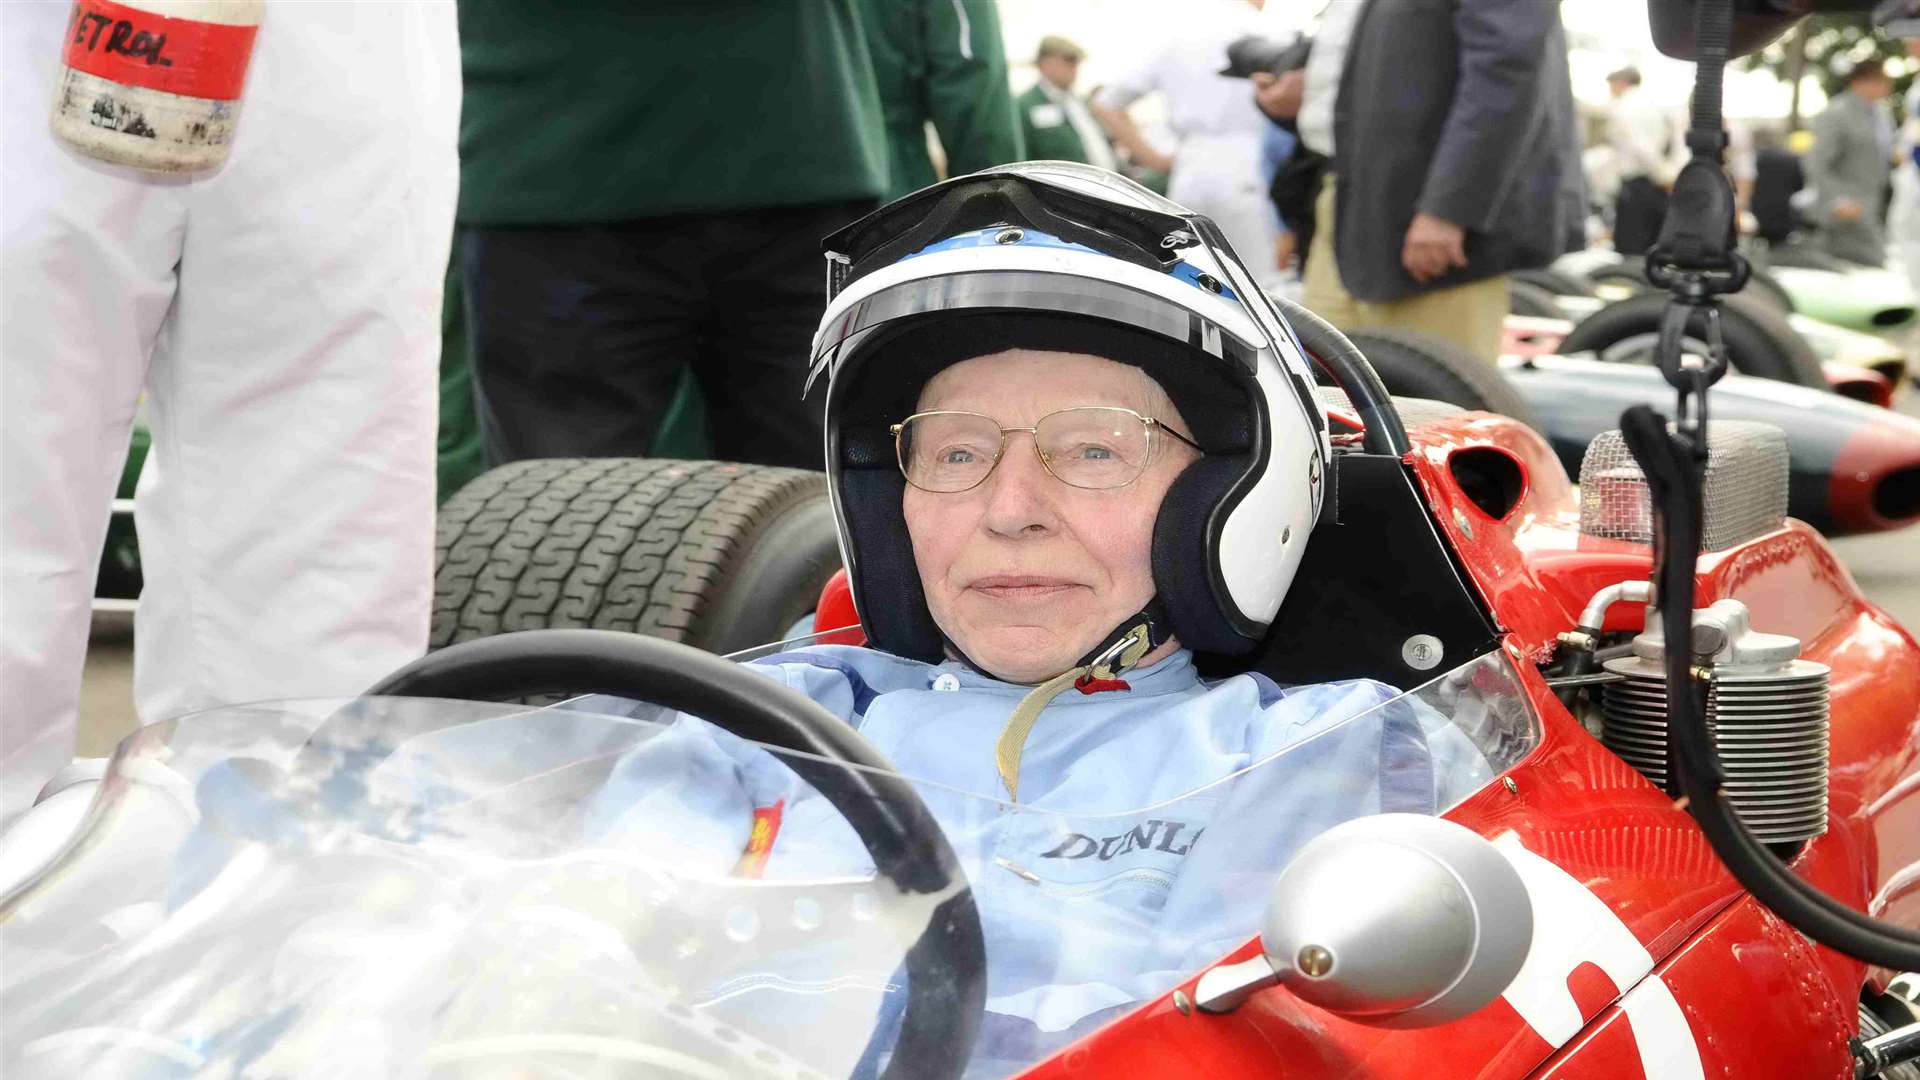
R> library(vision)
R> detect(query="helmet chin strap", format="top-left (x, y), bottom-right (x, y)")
top-left (992, 600), bottom-right (1171, 803)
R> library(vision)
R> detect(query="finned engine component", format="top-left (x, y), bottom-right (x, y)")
top-left (1601, 598), bottom-right (1830, 845)
top-left (1857, 1005), bottom-right (1920, 1080)
top-left (1578, 421), bottom-right (1788, 550)
top-left (50, 0), bottom-right (264, 172)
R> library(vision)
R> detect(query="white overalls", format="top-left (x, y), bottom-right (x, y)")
top-left (1, 1), bottom-right (460, 817)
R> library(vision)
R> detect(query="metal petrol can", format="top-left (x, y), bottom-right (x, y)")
top-left (50, 0), bottom-right (264, 172)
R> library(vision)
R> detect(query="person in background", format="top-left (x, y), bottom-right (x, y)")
top-left (1806, 58), bottom-right (1897, 267)
top-left (1605, 65), bottom-right (1682, 256)
top-left (1091, 0), bottom-right (1286, 288)
top-left (1751, 130), bottom-right (1809, 246)
top-left (1, 2), bottom-right (460, 819)
top-left (1259, 120), bottom-right (1303, 282)
top-left (1887, 16), bottom-right (1920, 294)
top-left (1256, 0), bottom-right (1582, 365)
top-left (436, 262), bottom-right (487, 501)
top-left (857, 0), bottom-right (1023, 202)
top-left (457, 3), bottom-right (886, 470)
top-left (1018, 35), bottom-right (1118, 171)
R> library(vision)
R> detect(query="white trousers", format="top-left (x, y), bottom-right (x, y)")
top-left (1, 1), bottom-right (460, 817)
top-left (1169, 132), bottom-right (1284, 292)
top-left (1891, 164), bottom-right (1920, 289)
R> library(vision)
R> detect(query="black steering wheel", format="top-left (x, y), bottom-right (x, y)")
top-left (366, 628), bottom-right (987, 1080)
top-left (1270, 294), bottom-right (1412, 458)
top-left (1180, 214), bottom-right (1410, 458)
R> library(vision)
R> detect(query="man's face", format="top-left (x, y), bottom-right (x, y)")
top-left (1607, 76), bottom-right (1632, 98)
top-left (901, 350), bottom-right (1200, 684)
top-left (1857, 74), bottom-right (1896, 102)
top-left (1038, 54), bottom-right (1079, 92)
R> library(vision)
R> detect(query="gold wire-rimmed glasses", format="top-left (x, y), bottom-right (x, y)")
top-left (889, 406), bottom-right (1203, 493)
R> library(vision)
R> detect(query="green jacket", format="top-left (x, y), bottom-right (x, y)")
top-left (855, 0), bottom-right (1023, 200)
top-left (1016, 82), bottom-right (1095, 164)
top-left (457, 2), bottom-right (887, 225)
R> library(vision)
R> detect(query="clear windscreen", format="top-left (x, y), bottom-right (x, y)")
top-left (0, 650), bottom-right (1538, 1079)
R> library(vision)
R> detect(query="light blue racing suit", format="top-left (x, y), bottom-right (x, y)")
top-left (576, 644), bottom-right (1493, 1072)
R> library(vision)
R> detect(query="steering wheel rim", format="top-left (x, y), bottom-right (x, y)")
top-left (1270, 295), bottom-right (1411, 457)
top-left (366, 628), bottom-right (986, 1080)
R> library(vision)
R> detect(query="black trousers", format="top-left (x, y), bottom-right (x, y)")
top-left (462, 199), bottom-right (871, 470)
top-left (1612, 176), bottom-right (1669, 257)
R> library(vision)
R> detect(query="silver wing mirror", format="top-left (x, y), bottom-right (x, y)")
top-left (1194, 813), bottom-right (1532, 1027)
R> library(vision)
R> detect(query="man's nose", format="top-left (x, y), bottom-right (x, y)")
top-left (980, 434), bottom-right (1060, 537)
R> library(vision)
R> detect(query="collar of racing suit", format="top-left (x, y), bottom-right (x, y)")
top-left (990, 609), bottom-right (1180, 802)
top-left (932, 644), bottom-right (1200, 699)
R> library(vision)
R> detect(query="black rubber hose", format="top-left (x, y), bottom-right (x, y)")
top-left (1619, 406), bottom-right (1920, 971)
top-left (367, 628), bottom-right (987, 1079)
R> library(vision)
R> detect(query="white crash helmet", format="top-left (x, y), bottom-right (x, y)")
top-left (807, 162), bottom-right (1330, 664)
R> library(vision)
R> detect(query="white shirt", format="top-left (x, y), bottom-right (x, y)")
top-left (1092, 0), bottom-right (1270, 144)
top-left (1038, 78), bottom-right (1119, 171)
top-left (1904, 82), bottom-right (1920, 168)
top-left (1297, 0), bottom-right (1365, 158)
top-left (1727, 120), bottom-right (1756, 185)
top-left (1607, 86), bottom-right (1683, 187)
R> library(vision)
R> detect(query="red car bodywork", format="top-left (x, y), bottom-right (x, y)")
top-left (814, 410), bottom-right (1920, 1078)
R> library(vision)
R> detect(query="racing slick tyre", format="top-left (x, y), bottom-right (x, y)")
top-left (1340, 328), bottom-right (1543, 430)
top-left (1510, 266), bottom-right (1596, 299)
top-left (432, 458), bottom-right (842, 655)
top-left (1506, 279), bottom-right (1564, 318)
top-left (1557, 290), bottom-right (1827, 390)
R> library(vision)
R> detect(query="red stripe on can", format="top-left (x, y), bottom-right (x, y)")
top-left (62, 0), bottom-right (258, 102)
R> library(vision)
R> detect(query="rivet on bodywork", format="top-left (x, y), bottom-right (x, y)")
top-left (1296, 944), bottom-right (1334, 978)
top-left (1402, 634), bottom-right (1444, 671)
top-left (1453, 507), bottom-right (1475, 540)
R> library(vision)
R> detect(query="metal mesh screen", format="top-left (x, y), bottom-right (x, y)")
top-left (1578, 421), bottom-right (1789, 550)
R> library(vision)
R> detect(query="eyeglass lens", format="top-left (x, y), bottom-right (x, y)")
top-left (898, 408), bottom-right (1153, 492)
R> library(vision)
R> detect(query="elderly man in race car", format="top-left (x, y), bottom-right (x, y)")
top-left (582, 163), bottom-right (1491, 1069)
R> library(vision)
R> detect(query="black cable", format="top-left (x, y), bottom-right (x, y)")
top-left (1620, 407), bottom-right (1920, 972)
top-left (1632, 0), bottom-right (1920, 974)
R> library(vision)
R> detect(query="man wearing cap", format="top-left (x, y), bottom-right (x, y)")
top-left (1606, 65), bottom-right (1682, 256)
top-left (1091, 0), bottom-right (1285, 289)
top-left (1807, 58), bottom-right (1898, 266)
top-left (1017, 36), bottom-right (1117, 171)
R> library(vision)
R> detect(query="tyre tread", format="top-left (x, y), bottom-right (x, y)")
top-left (432, 459), bottom-right (835, 652)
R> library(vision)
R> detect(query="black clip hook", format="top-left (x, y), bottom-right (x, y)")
top-left (1654, 294), bottom-right (1724, 457)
